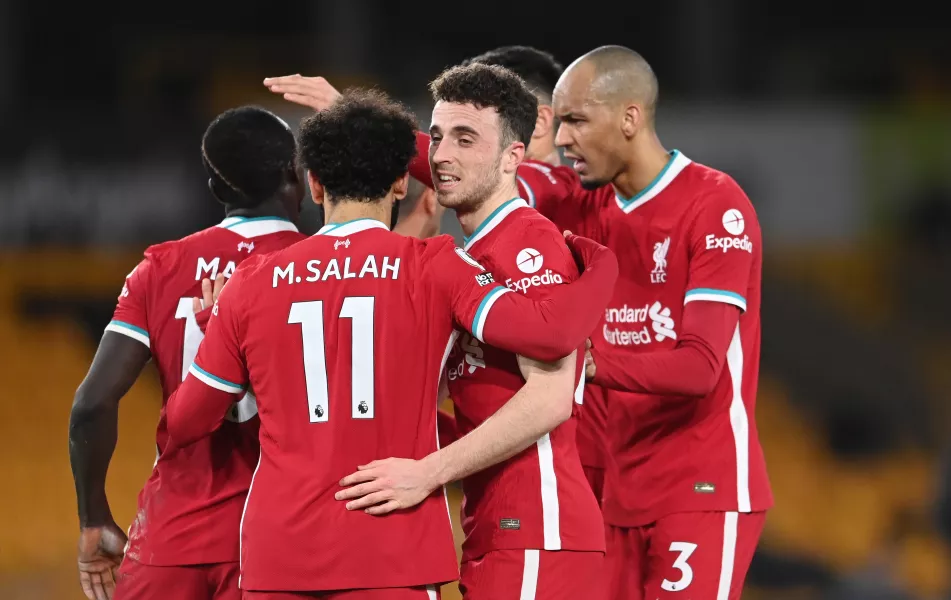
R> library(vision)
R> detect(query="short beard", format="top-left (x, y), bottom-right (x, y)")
top-left (436, 154), bottom-right (503, 215)
top-left (580, 177), bottom-right (612, 191)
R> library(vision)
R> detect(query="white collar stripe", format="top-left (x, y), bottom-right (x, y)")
top-left (615, 151), bottom-right (692, 214)
top-left (464, 198), bottom-right (530, 251)
top-left (316, 218), bottom-right (388, 237)
top-left (217, 217), bottom-right (299, 238)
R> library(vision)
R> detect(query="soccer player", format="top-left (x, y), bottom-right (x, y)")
top-left (457, 45), bottom-right (612, 505)
top-left (68, 106), bottom-right (307, 600)
top-left (552, 46), bottom-right (773, 599)
top-left (162, 89), bottom-right (617, 600)
top-left (337, 64), bottom-right (606, 600)
top-left (263, 54), bottom-right (613, 504)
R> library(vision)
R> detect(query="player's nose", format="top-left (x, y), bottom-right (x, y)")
top-left (554, 124), bottom-right (572, 148)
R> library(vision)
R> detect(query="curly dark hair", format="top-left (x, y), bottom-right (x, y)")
top-left (297, 88), bottom-right (418, 202)
top-left (462, 46), bottom-right (563, 104)
top-left (429, 63), bottom-right (538, 149)
top-left (201, 106), bottom-right (297, 208)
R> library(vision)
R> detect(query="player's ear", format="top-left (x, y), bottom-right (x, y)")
top-left (621, 103), bottom-right (640, 138)
top-left (392, 172), bottom-right (410, 201)
top-left (307, 171), bottom-right (325, 206)
top-left (502, 141), bottom-right (525, 175)
top-left (534, 105), bottom-right (555, 140)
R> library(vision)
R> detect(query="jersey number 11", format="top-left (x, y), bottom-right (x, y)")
top-left (288, 297), bottom-right (375, 423)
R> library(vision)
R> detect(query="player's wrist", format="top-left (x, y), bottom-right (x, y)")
top-left (420, 451), bottom-right (452, 488)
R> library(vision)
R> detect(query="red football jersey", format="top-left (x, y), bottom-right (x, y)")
top-left (188, 219), bottom-right (535, 592)
top-left (516, 161), bottom-right (612, 472)
top-left (445, 198), bottom-right (604, 562)
top-left (580, 152), bottom-right (772, 526)
top-left (107, 216), bottom-right (304, 565)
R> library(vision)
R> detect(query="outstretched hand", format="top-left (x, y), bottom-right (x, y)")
top-left (263, 74), bottom-right (341, 112)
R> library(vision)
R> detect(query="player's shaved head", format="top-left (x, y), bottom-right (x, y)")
top-left (568, 45), bottom-right (658, 120)
top-left (553, 46), bottom-right (660, 189)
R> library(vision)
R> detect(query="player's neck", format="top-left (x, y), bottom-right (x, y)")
top-left (612, 132), bottom-right (671, 200)
top-left (456, 181), bottom-right (520, 238)
top-left (225, 198), bottom-right (291, 221)
top-left (324, 199), bottom-right (391, 229)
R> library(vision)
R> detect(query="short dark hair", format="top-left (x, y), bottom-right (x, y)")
top-left (429, 63), bottom-right (538, 149)
top-left (297, 89), bottom-right (418, 202)
top-left (462, 46), bottom-right (563, 104)
top-left (201, 106), bottom-right (296, 208)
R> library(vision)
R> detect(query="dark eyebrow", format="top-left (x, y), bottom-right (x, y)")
top-left (451, 125), bottom-right (480, 137)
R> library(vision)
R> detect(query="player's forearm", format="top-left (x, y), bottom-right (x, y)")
top-left (482, 243), bottom-right (618, 361)
top-left (592, 302), bottom-right (738, 396)
top-left (69, 332), bottom-right (150, 527)
top-left (164, 379), bottom-right (235, 451)
top-left (423, 365), bottom-right (574, 486)
top-left (592, 342), bottom-right (720, 396)
top-left (409, 132), bottom-right (434, 187)
top-left (69, 395), bottom-right (119, 528)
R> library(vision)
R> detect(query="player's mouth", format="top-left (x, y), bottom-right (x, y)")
top-left (435, 173), bottom-right (461, 191)
top-left (564, 154), bottom-right (587, 174)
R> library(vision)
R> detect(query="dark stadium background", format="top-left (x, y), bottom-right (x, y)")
top-left (1, 1), bottom-right (950, 598)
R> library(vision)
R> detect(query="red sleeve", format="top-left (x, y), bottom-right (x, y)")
top-left (166, 272), bottom-right (249, 448)
top-left (409, 131), bottom-right (433, 186)
top-left (591, 300), bottom-right (739, 396)
top-left (104, 256), bottom-right (154, 349)
top-left (428, 230), bottom-right (617, 362)
top-left (515, 160), bottom-right (579, 221)
top-left (682, 185), bottom-right (759, 312)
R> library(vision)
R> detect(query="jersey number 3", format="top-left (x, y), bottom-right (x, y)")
top-left (288, 297), bottom-right (375, 423)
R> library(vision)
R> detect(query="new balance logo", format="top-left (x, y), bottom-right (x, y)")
top-left (237, 241), bottom-right (254, 253)
top-left (334, 239), bottom-right (351, 250)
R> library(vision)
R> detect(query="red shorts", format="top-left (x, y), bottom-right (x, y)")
top-left (242, 586), bottom-right (439, 600)
top-left (605, 511), bottom-right (766, 600)
top-left (114, 557), bottom-right (239, 600)
top-left (460, 549), bottom-right (604, 599)
top-left (582, 465), bottom-right (605, 507)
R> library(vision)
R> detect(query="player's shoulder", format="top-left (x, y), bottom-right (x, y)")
top-left (680, 160), bottom-right (757, 226)
top-left (500, 207), bottom-right (577, 274)
top-left (414, 233), bottom-right (458, 260)
top-left (144, 224), bottom-right (226, 262)
top-left (682, 161), bottom-right (753, 207)
top-left (509, 207), bottom-right (571, 248)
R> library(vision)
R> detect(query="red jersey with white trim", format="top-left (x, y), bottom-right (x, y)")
top-left (516, 159), bottom-right (613, 471)
top-left (188, 219), bottom-right (533, 592)
top-left (445, 198), bottom-right (604, 562)
top-left (586, 152), bottom-right (771, 527)
top-left (106, 216), bottom-right (304, 565)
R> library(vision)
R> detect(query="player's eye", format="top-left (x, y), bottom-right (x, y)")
top-left (459, 137), bottom-right (474, 146)
top-left (431, 135), bottom-right (442, 144)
